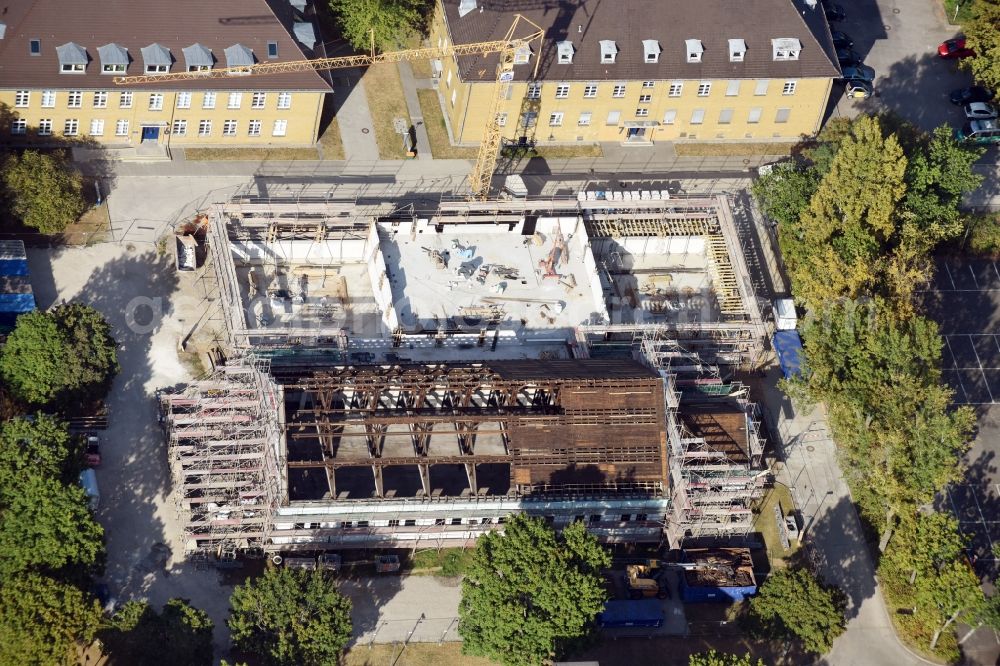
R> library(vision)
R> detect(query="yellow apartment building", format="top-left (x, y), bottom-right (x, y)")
top-left (429, 0), bottom-right (841, 146)
top-left (0, 0), bottom-right (331, 152)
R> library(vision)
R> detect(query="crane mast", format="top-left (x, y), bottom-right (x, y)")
top-left (114, 16), bottom-right (544, 200)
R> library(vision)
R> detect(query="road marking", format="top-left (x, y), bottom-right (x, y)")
top-left (945, 262), bottom-right (957, 290)
top-left (970, 334), bottom-right (995, 404)
top-left (945, 337), bottom-right (970, 403)
top-left (969, 264), bottom-right (981, 289)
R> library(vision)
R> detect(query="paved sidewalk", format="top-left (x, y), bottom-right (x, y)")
top-left (398, 62), bottom-right (432, 160)
top-left (331, 70), bottom-right (380, 161)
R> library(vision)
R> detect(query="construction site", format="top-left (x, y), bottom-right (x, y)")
top-left (161, 191), bottom-right (770, 557)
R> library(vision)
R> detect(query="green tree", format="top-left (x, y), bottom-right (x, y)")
top-left (747, 567), bottom-right (846, 655)
top-left (962, 0), bottom-right (1000, 90)
top-left (689, 651), bottom-right (764, 666)
top-left (0, 303), bottom-right (119, 410)
top-left (459, 514), bottom-right (611, 666)
top-left (102, 598), bottom-right (214, 666)
top-left (0, 474), bottom-right (104, 579)
top-left (0, 572), bottom-right (102, 665)
top-left (228, 567), bottom-right (351, 666)
top-left (328, 0), bottom-right (425, 51)
top-left (1, 150), bottom-right (86, 234)
top-left (0, 414), bottom-right (76, 490)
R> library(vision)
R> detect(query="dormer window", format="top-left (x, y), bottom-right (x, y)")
top-left (458, 0), bottom-right (477, 17)
top-left (557, 41), bottom-right (574, 64)
top-left (729, 39), bottom-right (747, 62)
top-left (56, 42), bottom-right (88, 73)
top-left (514, 45), bottom-right (532, 65)
top-left (685, 39), bottom-right (703, 63)
top-left (224, 44), bottom-right (255, 75)
top-left (141, 44), bottom-right (172, 75)
top-left (772, 38), bottom-right (801, 61)
top-left (599, 40), bottom-right (617, 64)
top-left (642, 40), bottom-right (661, 63)
top-left (98, 44), bottom-right (129, 74)
top-left (183, 43), bottom-right (214, 73)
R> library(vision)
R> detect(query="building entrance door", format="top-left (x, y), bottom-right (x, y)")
top-left (141, 126), bottom-right (159, 142)
top-left (626, 127), bottom-right (647, 142)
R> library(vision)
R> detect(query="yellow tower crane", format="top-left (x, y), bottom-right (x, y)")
top-left (114, 16), bottom-right (544, 200)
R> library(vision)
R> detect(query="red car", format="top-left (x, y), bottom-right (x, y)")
top-left (83, 435), bottom-right (101, 467)
top-left (938, 38), bottom-right (975, 59)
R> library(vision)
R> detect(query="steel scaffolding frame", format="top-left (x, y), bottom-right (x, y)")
top-left (161, 357), bottom-right (283, 554)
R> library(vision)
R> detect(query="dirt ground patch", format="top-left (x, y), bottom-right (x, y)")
top-left (417, 89), bottom-right (476, 159)
top-left (344, 643), bottom-right (495, 666)
top-left (318, 117), bottom-right (346, 160)
top-left (674, 142), bottom-right (794, 157)
top-left (364, 64), bottom-right (413, 159)
top-left (184, 146), bottom-right (320, 161)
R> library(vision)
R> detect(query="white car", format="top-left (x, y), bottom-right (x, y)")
top-left (965, 102), bottom-right (999, 120)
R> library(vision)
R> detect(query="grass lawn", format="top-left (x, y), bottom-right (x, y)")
top-left (674, 142), bottom-right (794, 157)
top-left (184, 146), bottom-right (320, 161)
top-left (532, 144), bottom-right (603, 159)
top-left (417, 89), bottom-right (477, 159)
top-left (364, 63), bottom-right (413, 159)
top-left (318, 117), bottom-right (346, 160)
top-left (407, 548), bottom-right (475, 576)
top-left (753, 484), bottom-right (798, 568)
top-left (344, 643), bottom-right (496, 666)
top-left (942, 0), bottom-right (974, 25)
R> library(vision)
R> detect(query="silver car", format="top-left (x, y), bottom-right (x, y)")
top-left (965, 102), bottom-right (999, 120)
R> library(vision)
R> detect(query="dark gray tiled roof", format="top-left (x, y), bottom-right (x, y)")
top-left (443, 0), bottom-right (840, 82)
top-left (0, 0), bottom-right (330, 91)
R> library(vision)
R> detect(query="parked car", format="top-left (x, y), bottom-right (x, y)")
top-left (824, 3), bottom-right (846, 22)
top-left (845, 79), bottom-right (873, 99)
top-left (950, 86), bottom-right (995, 105)
top-left (837, 47), bottom-right (863, 66)
top-left (831, 31), bottom-right (853, 49)
top-left (957, 119), bottom-right (1000, 144)
top-left (840, 64), bottom-right (876, 82)
top-left (938, 37), bottom-right (975, 59)
top-left (83, 435), bottom-right (101, 467)
top-left (965, 102), bottom-right (999, 120)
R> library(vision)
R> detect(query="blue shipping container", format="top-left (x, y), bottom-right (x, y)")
top-left (773, 330), bottom-right (804, 379)
top-left (0, 293), bottom-right (36, 313)
top-left (0, 259), bottom-right (29, 276)
top-left (597, 600), bottom-right (665, 628)
top-left (679, 580), bottom-right (758, 603)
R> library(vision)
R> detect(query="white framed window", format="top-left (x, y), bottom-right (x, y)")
top-left (202, 92), bottom-right (216, 109)
top-left (450, 89), bottom-right (457, 107)
top-left (248, 119), bottom-right (262, 136)
top-left (606, 110), bottom-right (621, 125)
top-left (38, 119), bottom-right (52, 135)
top-left (227, 92), bottom-right (242, 109)
top-left (119, 91), bottom-right (133, 108)
top-left (642, 81), bottom-right (654, 89)
top-left (115, 119), bottom-right (129, 136)
top-left (612, 84), bottom-right (626, 98)
top-left (277, 92), bottom-right (292, 109)
top-left (549, 112), bottom-right (564, 126)
top-left (775, 108), bottom-right (791, 123)
top-left (496, 113), bottom-right (507, 127)
top-left (61, 63), bottom-right (85, 74)
top-left (639, 94), bottom-right (651, 103)
top-left (102, 63), bottom-right (126, 74)
top-left (635, 108), bottom-right (649, 117)
top-left (272, 119), bottom-right (287, 136)
top-left (172, 119), bottom-right (187, 136)
top-left (782, 81), bottom-right (797, 95)
top-left (748, 107), bottom-right (762, 124)
top-left (578, 112), bottom-right (592, 126)
top-left (754, 80), bottom-right (769, 96)
top-left (188, 64), bottom-right (211, 73)
top-left (719, 108), bottom-right (734, 124)
top-left (93, 91), bottom-right (108, 108)
top-left (446, 69), bottom-right (452, 88)
top-left (663, 109), bottom-right (677, 125)
top-left (726, 80), bottom-right (740, 97)
top-left (89, 119), bottom-right (104, 136)
top-left (14, 91), bottom-right (29, 108)
top-left (198, 119), bottom-right (212, 136)
top-left (583, 84), bottom-right (597, 98)
top-left (555, 84), bottom-right (570, 99)
top-left (11, 119), bottom-right (27, 135)
top-left (668, 82), bottom-right (683, 97)
top-left (690, 109), bottom-right (705, 124)
top-left (697, 82), bottom-right (711, 97)
top-left (148, 93), bottom-right (164, 111)
top-left (520, 111), bottom-right (538, 128)
top-left (526, 83), bottom-right (542, 100)
top-left (41, 90), bottom-right (56, 108)
top-left (223, 120), bottom-right (237, 136)
top-left (177, 92), bottom-right (192, 109)
top-left (145, 64), bottom-right (168, 74)
top-left (251, 92), bottom-right (266, 109)
top-left (67, 91), bottom-right (82, 108)
top-left (772, 38), bottom-right (801, 61)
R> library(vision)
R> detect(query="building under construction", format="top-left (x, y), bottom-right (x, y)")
top-left (162, 192), bottom-right (769, 556)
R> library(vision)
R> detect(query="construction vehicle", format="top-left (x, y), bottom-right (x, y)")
top-left (114, 17), bottom-right (544, 200)
top-left (625, 564), bottom-right (669, 600)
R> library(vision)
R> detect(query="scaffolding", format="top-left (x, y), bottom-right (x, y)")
top-left (640, 329), bottom-right (766, 546)
top-left (160, 357), bottom-right (283, 555)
